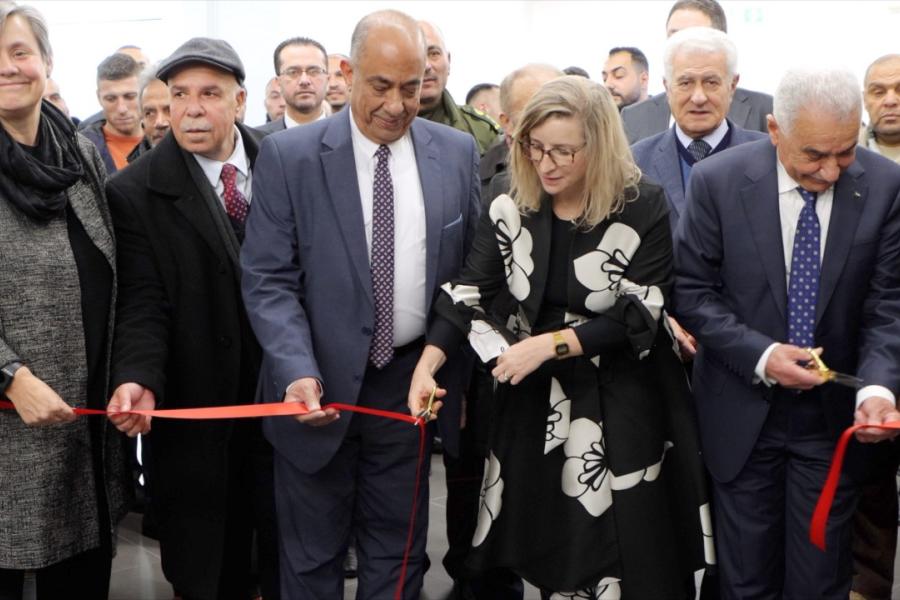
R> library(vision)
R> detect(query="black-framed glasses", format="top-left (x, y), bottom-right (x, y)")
top-left (280, 66), bottom-right (327, 80)
top-left (518, 139), bottom-right (586, 166)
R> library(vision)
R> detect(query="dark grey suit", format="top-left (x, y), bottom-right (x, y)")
top-left (622, 88), bottom-right (773, 145)
top-left (630, 121), bottom-right (766, 231)
top-left (255, 116), bottom-right (286, 136)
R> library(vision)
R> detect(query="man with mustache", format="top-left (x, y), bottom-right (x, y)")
top-left (127, 67), bottom-right (171, 163)
top-left (81, 52), bottom-right (142, 173)
top-left (105, 38), bottom-right (278, 600)
top-left (241, 9), bottom-right (480, 598)
top-left (416, 19), bottom-right (500, 155)
top-left (258, 37), bottom-right (330, 135)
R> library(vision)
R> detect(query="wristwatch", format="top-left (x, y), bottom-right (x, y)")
top-left (0, 361), bottom-right (24, 395)
top-left (553, 332), bottom-right (570, 358)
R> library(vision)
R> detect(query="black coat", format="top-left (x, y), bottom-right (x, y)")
top-left (106, 124), bottom-right (266, 596)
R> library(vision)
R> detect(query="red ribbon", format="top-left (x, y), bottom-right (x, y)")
top-left (0, 399), bottom-right (427, 600)
top-left (810, 420), bottom-right (900, 550)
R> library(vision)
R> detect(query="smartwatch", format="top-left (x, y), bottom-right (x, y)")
top-left (553, 332), bottom-right (570, 358)
top-left (0, 361), bottom-right (24, 395)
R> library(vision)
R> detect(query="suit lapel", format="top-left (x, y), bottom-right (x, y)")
top-left (816, 163), bottom-right (866, 325)
top-left (652, 128), bottom-right (685, 219)
top-left (740, 149), bottom-right (787, 321)
top-left (411, 120), bottom-right (443, 300)
top-left (321, 111), bottom-right (373, 304)
top-left (67, 179), bottom-right (115, 273)
top-left (147, 136), bottom-right (231, 270)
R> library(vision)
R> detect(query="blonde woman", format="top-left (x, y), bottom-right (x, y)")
top-left (409, 76), bottom-right (712, 598)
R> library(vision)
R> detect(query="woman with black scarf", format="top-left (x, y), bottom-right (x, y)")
top-left (0, 4), bottom-right (130, 599)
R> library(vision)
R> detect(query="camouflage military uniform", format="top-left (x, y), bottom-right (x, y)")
top-left (419, 89), bottom-right (501, 155)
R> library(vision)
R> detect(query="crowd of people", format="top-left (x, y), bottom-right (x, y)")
top-left (1, 0), bottom-right (900, 599)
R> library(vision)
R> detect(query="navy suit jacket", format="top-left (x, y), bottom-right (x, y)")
top-left (622, 88), bottom-right (773, 145)
top-left (673, 139), bottom-right (900, 482)
top-left (241, 109), bottom-right (481, 473)
top-left (631, 121), bottom-right (766, 231)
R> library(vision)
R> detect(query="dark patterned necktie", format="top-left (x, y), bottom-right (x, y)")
top-left (787, 188), bottom-right (819, 347)
top-left (687, 139), bottom-right (712, 163)
top-left (369, 145), bottom-right (394, 368)
top-left (220, 163), bottom-right (249, 224)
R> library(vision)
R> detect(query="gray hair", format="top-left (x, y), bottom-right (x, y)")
top-left (663, 26), bottom-right (737, 84)
top-left (0, 3), bottom-right (52, 64)
top-left (137, 63), bottom-right (163, 109)
top-left (773, 68), bottom-right (861, 133)
top-left (349, 10), bottom-right (425, 67)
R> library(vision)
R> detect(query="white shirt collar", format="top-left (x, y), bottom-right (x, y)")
top-left (192, 125), bottom-right (250, 185)
top-left (675, 118), bottom-right (729, 151)
top-left (347, 107), bottom-right (412, 159)
top-left (775, 157), bottom-right (834, 196)
top-left (284, 106), bottom-right (328, 129)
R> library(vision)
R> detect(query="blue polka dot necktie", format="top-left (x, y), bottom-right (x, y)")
top-left (787, 188), bottom-right (819, 347)
top-left (369, 144), bottom-right (394, 369)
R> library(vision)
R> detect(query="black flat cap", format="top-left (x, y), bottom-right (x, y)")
top-left (157, 37), bottom-right (245, 84)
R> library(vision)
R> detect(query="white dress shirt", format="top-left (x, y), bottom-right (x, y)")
top-left (675, 118), bottom-right (729, 151)
top-left (192, 126), bottom-right (252, 208)
top-left (753, 160), bottom-right (894, 407)
top-left (284, 106), bottom-right (329, 128)
top-left (348, 109), bottom-right (427, 347)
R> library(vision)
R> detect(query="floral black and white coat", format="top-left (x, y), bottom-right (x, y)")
top-left (427, 180), bottom-right (713, 597)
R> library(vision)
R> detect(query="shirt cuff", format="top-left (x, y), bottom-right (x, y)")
top-left (856, 385), bottom-right (895, 410)
top-left (753, 343), bottom-right (780, 386)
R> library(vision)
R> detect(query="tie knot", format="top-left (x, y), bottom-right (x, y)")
top-left (797, 187), bottom-right (817, 205)
top-left (220, 163), bottom-right (238, 186)
top-left (687, 139), bottom-right (712, 162)
top-left (375, 144), bottom-right (391, 161)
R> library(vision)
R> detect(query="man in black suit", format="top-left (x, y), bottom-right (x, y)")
top-left (673, 68), bottom-right (900, 599)
top-left (257, 37), bottom-right (330, 135)
top-left (621, 0), bottom-right (773, 144)
top-left (106, 38), bottom-right (278, 600)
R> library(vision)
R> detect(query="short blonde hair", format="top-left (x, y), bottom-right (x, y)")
top-left (509, 76), bottom-right (640, 228)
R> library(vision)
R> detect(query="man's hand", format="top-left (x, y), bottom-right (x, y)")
top-left (492, 333), bottom-right (555, 385)
top-left (108, 383), bottom-right (155, 437)
top-left (407, 365), bottom-right (445, 422)
top-left (6, 366), bottom-right (76, 426)
top-left (286, 377), bottom-right (339, 427)
top-left (854, 396), bottom-right (900, 443)
top-left (764, 344), bottom-right (825, 389)
top-left (668, 316), bottom-right (697, 361)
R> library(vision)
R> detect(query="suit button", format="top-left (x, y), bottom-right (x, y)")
top-left (353, 374), bottom-right (362, 383)
top-left (218, 262), bottom-right (227, 275)
top-left (218, 335), bottom-right (232, 348)
top-left (361, 327), bottom-right (373, 336)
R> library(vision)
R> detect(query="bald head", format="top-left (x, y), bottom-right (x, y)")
top-left (498, 63), bottom-right (563, 137)
top-left (417, 20), bottom-right (450, 111)
top-left (864, 54), bottom-right (900, 146)
top-left (350, 10), bottom-right (425, 68)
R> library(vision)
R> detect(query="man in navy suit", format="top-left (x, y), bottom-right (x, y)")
top-left (621, 0), bottom-right (772, 144)
top-left (673, 68), bottom-right (900, 599)
top-left (631, 27), bottom-right (766, 234)
top-left (240, 10), bottom-right (480, 599)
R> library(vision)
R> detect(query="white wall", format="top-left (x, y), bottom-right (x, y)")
top-left (31, 0), bottom-right (900, 126)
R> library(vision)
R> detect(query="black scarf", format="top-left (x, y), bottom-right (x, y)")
top-left (0, 101), bottom-right (85, 221)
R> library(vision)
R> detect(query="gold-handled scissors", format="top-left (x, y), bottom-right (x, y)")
top-left (416, 385), bottom-right (437, 424)
top-left (804, 348), bottom-right (865, 389)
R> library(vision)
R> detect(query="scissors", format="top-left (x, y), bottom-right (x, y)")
top-left (804, 348), bottom-right (865, 389)
top-left (416, 385), bottom-right (438, 424)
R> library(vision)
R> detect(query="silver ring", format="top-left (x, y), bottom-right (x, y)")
top-left (501, 372), bottom-right (510, 382)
